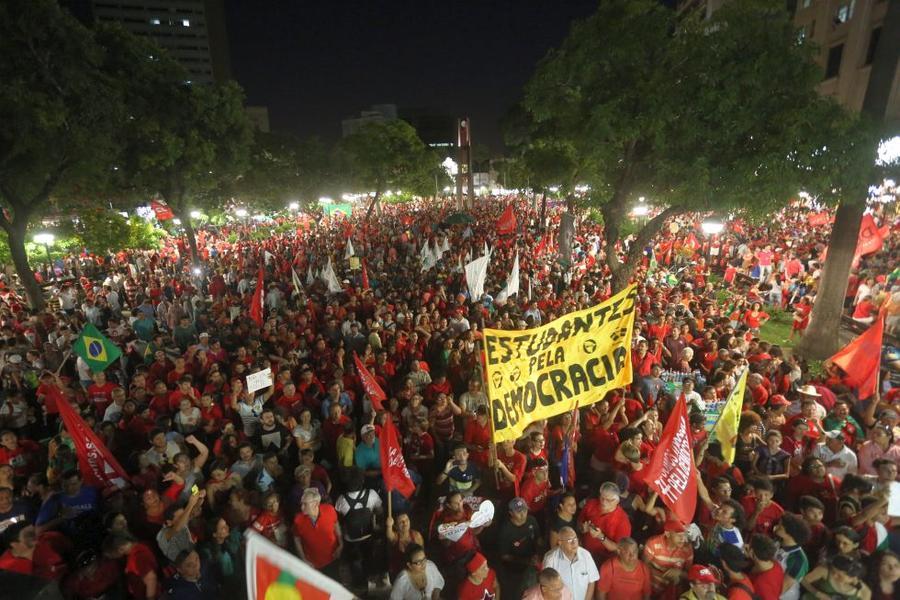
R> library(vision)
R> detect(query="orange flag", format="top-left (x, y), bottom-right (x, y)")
top-left (829, 314), bottom-right (883, 399)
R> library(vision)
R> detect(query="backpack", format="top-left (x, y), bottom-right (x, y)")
top-left (343, 489), bottom-right (374, 539)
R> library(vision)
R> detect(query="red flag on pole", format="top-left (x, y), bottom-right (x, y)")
top-left (856, 214), bottom-right (885, 257)
top-left (354, 352), bottom-right (386, 411)
top-left (361, 258), bottom-right (370, 291)
top-left (684, 232), bottom-right (701, 251)
top-left (829, 314), bottom-right (883, 399)
top-left (249, 267), bottom-right (264, 327)
top-left (54, 387), bottom-right (130, 490)
top-left (379, 419), bottom-right (416, 498)
top-left (150, 200), bottom-right (175, 220)
top-left (496, 204), bottom-right (517, 235)
top-left (641, 397), bottom-right (696, 524)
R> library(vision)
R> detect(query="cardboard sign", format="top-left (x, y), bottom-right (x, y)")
top-left (246, 368), bottom-right (273, 394)
top-left (888, 481), bottom-right (900, 517)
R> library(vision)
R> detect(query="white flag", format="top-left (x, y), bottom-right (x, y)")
top-left (306, 265), bottom-right (315, 286)
top-left (264, 250), bottom-right (275, 265)
top-left (483, 240), bottom-right (491, 259)
top-left (465, 255), bottom-right (490, 302)
top-left (321, 258), bottom-right (342, 294)
top-left (245, 530), bottom-right (354, 600)
top-left (291, 268), bottom-right (302, 298)
top-left (497, 251), bottom-right (520, 303)
top-left (344, 238), bottom-right (355, 259)
top-left (441, 236), bottom-right (451, 254)
top-left (420, 240), bottom-right (437, 272)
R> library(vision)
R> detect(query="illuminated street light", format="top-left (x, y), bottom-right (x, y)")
top-left (701, 218), bottom-right (725, 235)
top-left (190, 210), bottom-right (202, 219)
top-left (173, 218), bottom-right (182, 225)
top-left (288, 201), bottom-right (300, 210)
top-left (235, 208), bottom-right (248, 218)
top-left (33, 233), bottom-right (55, 269)
top-left (631, 205), bottom-right (649, 217)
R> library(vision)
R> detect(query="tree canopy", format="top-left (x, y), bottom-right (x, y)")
top-left (515, 0), bottom-right (872, 289)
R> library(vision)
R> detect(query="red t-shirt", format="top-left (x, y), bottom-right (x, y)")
top-left (749, 562), bottom-right (784, 600)
top-left (0, 551), bottom-right (32, 575)
top-left (292, 504), bottom-right (340, 568)
top-left (740, 496), bottom-right (785, 537)
top-left (496, 449), bottom-right (526, 495)
top-left (125, 542), bottom-right (159, 600)
top-left (0, 439), bottom-right (40, 477)
top-left (578, 501), bottom-right (632, 558)
top-left (519, 473), bottom-right (550, 514)
top-left (457, 568), bottom-right (497, 600)
top-left (86, 382), bottom-right (118, 415)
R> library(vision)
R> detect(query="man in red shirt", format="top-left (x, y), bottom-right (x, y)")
top-left (0, 522), bottom-right (37, 576)
top-left (457, 552), bottom-right (500, 600)
top-left (519, 458), bottom-right (551, 516)
top-left (86, 370), bottom-right (119, 416)
top-left (747, 534), bottom-right (785, 600)
top-left (292, 487), bottom-right (342, 578)
top-left (741, 478), bottom-right (784, 537)
top-left (102, 534), bottom-right (159, 599)
top-left (495, 440), bottom-right (527, 501)
top-left (0, 430), bottom-right (40, 479)
top-left (578, 481), bottom-right (631, 561)
top-left (747, 373), bottom-right (769, 407)
top-left (642, 520), bottom-right (694, 598)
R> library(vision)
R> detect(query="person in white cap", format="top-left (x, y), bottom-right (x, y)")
top-left (814, 431), bottom-right (858, 479)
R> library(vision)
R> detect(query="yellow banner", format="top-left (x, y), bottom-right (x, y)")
top-left (485, 284), bottom-right (637, 442)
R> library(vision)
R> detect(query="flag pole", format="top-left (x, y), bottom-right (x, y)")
top-left (478, 313), bottom-right (501, 490)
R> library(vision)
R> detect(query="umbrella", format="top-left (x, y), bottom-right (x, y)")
top-left (443, 212), bottom-right (475, 225)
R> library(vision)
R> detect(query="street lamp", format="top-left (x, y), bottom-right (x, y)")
top-left (190, 210), bottom-right (202, 219)
top-left (235, 208), bottom-right (248, 218)
top-left (33, 233), bottom-right (55, 274)
top-left (288, 201), bottom-right (299, 211)
top-left (701, 218), bottom-right (724, 236)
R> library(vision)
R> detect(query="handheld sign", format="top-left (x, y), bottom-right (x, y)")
top-left (246, 368), bottom-right (273, 394)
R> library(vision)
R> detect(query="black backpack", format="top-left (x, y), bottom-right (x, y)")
top-left (343, 489), bottom-right (374, 539)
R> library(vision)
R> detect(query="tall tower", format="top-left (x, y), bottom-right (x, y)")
top-left (456, 118), bottom-right (475, 209)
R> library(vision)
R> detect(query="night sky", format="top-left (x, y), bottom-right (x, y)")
top-left (224, 0), bottom-right (600, 151)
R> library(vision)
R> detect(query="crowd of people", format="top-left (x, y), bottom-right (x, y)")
top-left (0, 196), bottom-right (898, 600)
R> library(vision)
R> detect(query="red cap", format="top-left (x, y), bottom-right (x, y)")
top-left (768, 394), bottom-right (790, 407)
top-left (466, 552), bottom-right (487, 573)
top-left (664, 520), bottom-right (687, 533)
top-left (689, 565), bottom-right (719, 584)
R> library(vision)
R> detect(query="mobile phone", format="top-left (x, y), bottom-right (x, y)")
top-left (191, 484), bottom-right (200, 495)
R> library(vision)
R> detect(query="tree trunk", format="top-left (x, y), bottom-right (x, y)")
top-left (6, 221), bottom-right (44, 310)
top-left (365, 190), bottom-right (382, 221)
top-left (180, 212), bottom-right (201, 268)
top-left (539, 192), bottom-right (547, 231)
top-left (605, 203), bottom-right (684, 293)
top-left (796, 0), bottom-right (900, 358)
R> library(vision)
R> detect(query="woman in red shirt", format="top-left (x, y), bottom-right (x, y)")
top-left (742, 302), bottom-right (770, 333)
top-left (463, 407), bottom-right (492, 468)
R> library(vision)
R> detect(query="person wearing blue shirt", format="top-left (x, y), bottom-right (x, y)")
top-left (321, 383), bottom-right (353, 420)
top-left (354, 424), bottom-right (381, 483)
top-left (35, 469), bottom-right (100, 538)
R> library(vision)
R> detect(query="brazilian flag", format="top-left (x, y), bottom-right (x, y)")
top-left (73, 323), bottom-right (122, 373)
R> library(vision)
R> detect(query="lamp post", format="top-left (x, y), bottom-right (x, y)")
top-left (235, 208), bottom-right (248, 218)
top-left (33, 232), bottom-right (55, 279)
top-left (701, 217), bottom-right (724, 269)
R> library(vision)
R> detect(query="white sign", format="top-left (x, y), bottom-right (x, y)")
top-left (246, 368), bottom-right (273, 394)
top-left (889, 481), bottom-right (900, 517)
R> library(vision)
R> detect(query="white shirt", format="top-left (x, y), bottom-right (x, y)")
top-left (815, 443), bottom-right (858, 479)
top-left (390, 560), bottom-right (444, 600)
top-left (542, 546), bottom-right (599, 600)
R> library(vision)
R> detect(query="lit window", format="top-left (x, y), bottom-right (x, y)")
top-left (150, 18), bottom-right (160, 25)
top-left (182, 19), bottom-right (191, 27)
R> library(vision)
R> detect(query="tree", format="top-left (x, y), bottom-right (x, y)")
top-left (0, 0), bottom-right (125, 309)
top-left (518, 0), bottom-right (868, 291)
top-left (96, 26), bottom-right (252, 267)
top-left (339, 120), bottom-right (439, 219)
top-left (229, 132), bottom-right (334, 212)
top-left (797, 0), bottom-right (900, 359)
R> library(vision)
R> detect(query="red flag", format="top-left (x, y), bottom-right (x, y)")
top-left (496, 204), bottom-right (517, 235)
top-left (807, 212), bottom-right (830, 227)
top-left (361, 258), bottom-right (371, 290)
top-left (684, 232), bottom-right (701, 251)
top-left (354, 352), bottom-right (386, 411)
top-left (150, 200), bottom-right (174, 220)
top-left (641, 397), bottom-right (697, 524)
top-left (249, 267), bottom-right (264, 327)
top-left (829, 315), bottom-right (883, 399)
top-left (379, 419), bottom-right (415, 498)
top-left (856, 214), bottom-right (885, 257)
top-left (54, 387), bottom-right (130, 490)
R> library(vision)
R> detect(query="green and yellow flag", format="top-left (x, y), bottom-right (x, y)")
top-left (712, 369), bottom-right (747, 465)
top-left (73, 323), bottom-right (122, 373)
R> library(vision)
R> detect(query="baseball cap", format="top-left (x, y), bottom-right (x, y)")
top-left (466, 552), bottom-right (487, 574)
top-left (824, 430), bottom-right (844, 441)
top-left (688, 565), bottom-right (719, 584)
top-left (509, 497), bottom-right (528, 513)
top-left (360, 424), bottom-right (376, 436)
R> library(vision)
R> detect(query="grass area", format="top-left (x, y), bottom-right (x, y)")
top-left (759, 307), bottom-right (823, 376)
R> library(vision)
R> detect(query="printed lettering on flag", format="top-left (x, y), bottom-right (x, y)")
top-left (642, 397), bottom-right (697, 524)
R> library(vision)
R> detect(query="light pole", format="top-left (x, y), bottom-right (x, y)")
top-left (33, 232), bottom-right (55, 279)
top-left (701, 217), bottom-right (724, 268)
